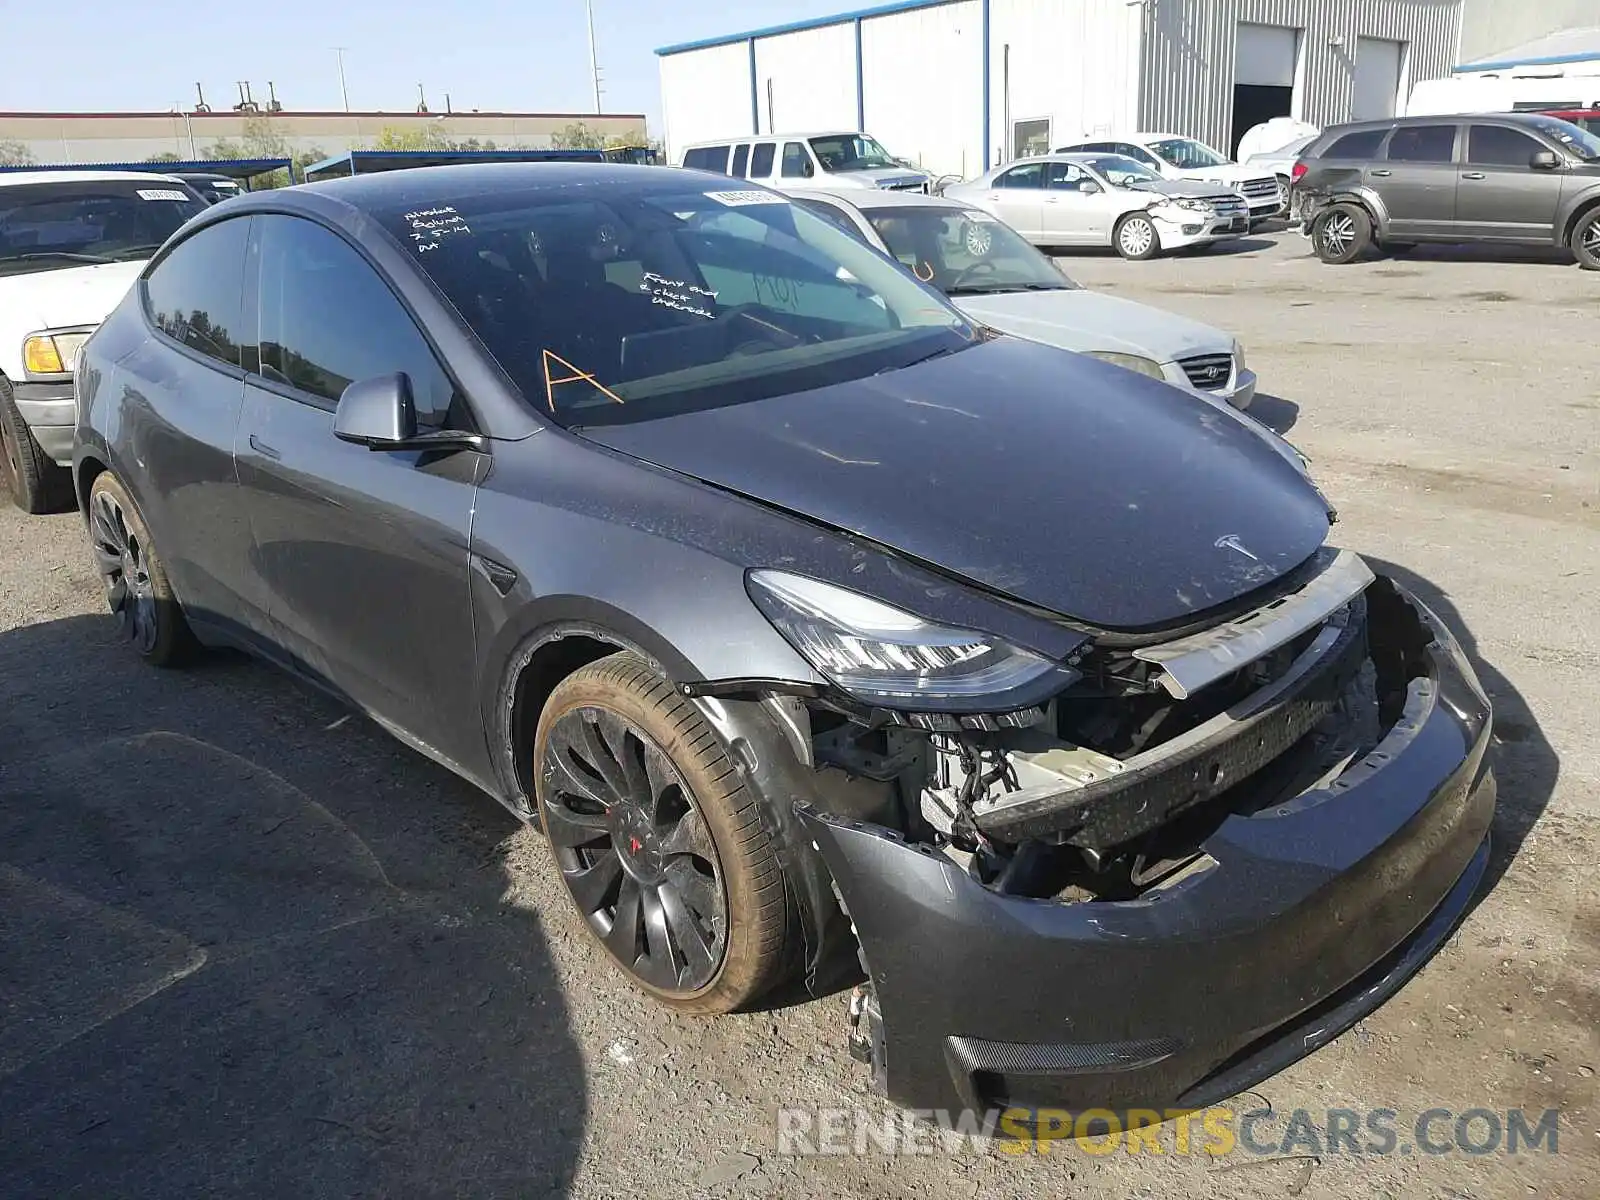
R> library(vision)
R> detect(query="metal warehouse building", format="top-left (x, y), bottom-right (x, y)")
top-left (657, 0), bottom-right (1465, 177)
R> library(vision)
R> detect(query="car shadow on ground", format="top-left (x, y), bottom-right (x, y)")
top-left (1246, 392), bottom-right (1299, 436)
top-left (1362, 558), bottom-right (1559, 909)
top-left (1383, 243), bottom-right (1576, 267)
top-left (0, 615), bottom-right (588, 1198)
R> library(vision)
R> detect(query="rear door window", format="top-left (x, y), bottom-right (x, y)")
top-left (730, 144), bottom-right (751, 177)
top-left (1323, 129), bottom-right (1387, 158)
top-left (749, 143), bottom-right (776, 178)
top-left (995, 162), bottom-right (1046, 189)
top-left (142, 216), bottom-right (252, 369)
top-left (1385, 125), bottom-right (1458, 163)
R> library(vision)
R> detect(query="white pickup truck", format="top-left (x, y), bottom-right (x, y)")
top-left (0, 170), bottom-right (204, 511)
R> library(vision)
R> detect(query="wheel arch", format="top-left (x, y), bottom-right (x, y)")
top-left (1559, 190), bottom-right (1600, 244)
top-left (488, 606), bottom-right (703, 817)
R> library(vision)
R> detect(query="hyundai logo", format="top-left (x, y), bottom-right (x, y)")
top-left (1199, 364), bottom-right (1227, 382)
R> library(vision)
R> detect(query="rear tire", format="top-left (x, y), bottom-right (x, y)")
top-left (533, 651), bottom-right (794, 1014)
top-left (1313, 204), bottom-right (1371, 265)
top-left (1114, 213), bottom-right (1160, 261)
top-left (0, 379), bottom-right (73, 514)
top-left (86, 472), bottom-right (197, 666)
top-left (1570, 208), bottom-right (1600, 270)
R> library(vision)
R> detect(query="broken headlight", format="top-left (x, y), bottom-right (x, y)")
top-left (747, 570), bottom-right (1075, 710)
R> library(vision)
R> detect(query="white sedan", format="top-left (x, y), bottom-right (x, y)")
top-left (944, 153), bottom-right (1251, 260)
top-left (788, 188), bottom-right (1257, 410)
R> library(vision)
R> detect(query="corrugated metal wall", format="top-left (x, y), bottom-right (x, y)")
top-left (861, 1), bottom-right (985, 178)
top-left (988, 0), bottom-right (1143, 162)
top-left (1140, 0), bottom-right (1463, 149)
top-left (755, 24), bottom-right (860, 135)
top-left (659, 41), bottom-right (755, 162)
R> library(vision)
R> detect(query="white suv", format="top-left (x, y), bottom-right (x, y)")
top-left (1053, 133), bottom-right (1286, 225)
top-left (680, 132), bottom-right (931, 193)
top-left (0, 170), bottom-right (203, 511)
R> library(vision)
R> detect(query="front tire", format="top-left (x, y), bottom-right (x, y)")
top-left (1314, 204), bottom-right (1371, 264)
top-left (1114, 213), bottom-right (1160, 260)
top-left (0, 380), bottom-right (72, 514)
top-left (1570, 209), bottom-right (1600, 270)
top-left (86, 472), bottom-right (196, 666)
top-left (533, 651), bottom-right (794, 1014)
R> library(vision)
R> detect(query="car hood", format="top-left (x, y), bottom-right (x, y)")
top-left (575, 337), bottom-right (1331, 630)
top-left (835, 167), bottom-right (930, 189)
top-left (1125, 178), bottom-right (1243, 202)
top-left (0, 259), bottom-right (145, 337)
top-left (1168, 163), bottom-right (1273, 186)
top-left (951, 288), bottom-right (1230, 362)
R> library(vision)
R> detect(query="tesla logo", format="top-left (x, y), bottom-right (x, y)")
top-left (1214, 534), bottom-right (1259, 561)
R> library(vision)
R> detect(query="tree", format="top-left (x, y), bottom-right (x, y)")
top-left (550, 121), bottom-right (605, 151)
top-left (0, 139), bottom-right (34, 166)
top-left (145, 150), bottom-right (182, 162)
top-left (373, 124), bottom-right (497, 153)
top-left (202, 117), bottom-right (310, 188)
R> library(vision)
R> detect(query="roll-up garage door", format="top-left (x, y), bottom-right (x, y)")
top-left (1232, 23), bottom-right (1299, 155)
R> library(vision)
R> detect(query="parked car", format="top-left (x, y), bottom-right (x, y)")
top-left (790, 187), bottom-right (1256, 408)
top-left (73, 163), bottom-right (1494, 1118)
top-left (0, 170), bottom-right (204, 511)
top-left (1295, 113), bottom-right (1600, 266)
top-left (945, 153), bottom-right (1250, 260)
top-left (170, 172), bottom-right (245, 205)
top-left (1053, 133), bottom-right (1286, 225)
top-left (1243, 131), bottom-right (1320, 192)
top-left (679, 131), bottom-right (930, 193)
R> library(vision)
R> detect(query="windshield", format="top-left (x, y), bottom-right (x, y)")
top-left (1526, 115), bottom-right (1600, 160)
top-left (1076, 155), bottom-right (1165, 187)
top-left (863, 205), bottom-right (1075, 295)
top-left (1147, 138), bottom-right (1230, 170)
top-left (0, 180), bottom-right (204, 277)
top-left (809, 134), bottom-right (899, 172)
top-left (375, 185), bottom-right (975, 427)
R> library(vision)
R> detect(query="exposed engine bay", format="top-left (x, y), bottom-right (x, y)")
top-left (763, 550), bottom-right (1440, 909)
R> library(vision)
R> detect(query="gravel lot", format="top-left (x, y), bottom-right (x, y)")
top-left (2, 228), bottom-right (1596, 1199)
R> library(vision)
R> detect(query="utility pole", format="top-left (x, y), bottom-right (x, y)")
top-left (586, 0), bottom-right (603, 113)
top-left (332, 47), bottom-right (351, 112)
top-left (172, 104), bottom-right (196, 158)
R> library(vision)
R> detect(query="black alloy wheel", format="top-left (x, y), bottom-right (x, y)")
top-left (541, 705), bottom-right (728, 994)
top-left (90, 486), bottom-right (160, 654)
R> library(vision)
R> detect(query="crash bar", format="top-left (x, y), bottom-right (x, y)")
top-left (1132, 549), bottom-right (1375, 700)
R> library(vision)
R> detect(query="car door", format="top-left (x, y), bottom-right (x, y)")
top-left (234, 213), bottom-right (489, 775)
top-left (116, 215), bottom-right (271, 639)
top-left (1457, 123), bottom-right (1564, 241)
top-left (1369, 124), bottom-right (1461, 236)
top-left (1040, 161), bottom-right (1116, 243)
top-left (979, 163), bottom-right (1047, 240)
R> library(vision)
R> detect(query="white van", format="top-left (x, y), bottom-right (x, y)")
top-left (678, 132), bottom-right (931, 193)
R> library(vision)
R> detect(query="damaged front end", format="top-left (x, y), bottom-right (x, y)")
top-left (686, 549), bottom-right (1495, 1115)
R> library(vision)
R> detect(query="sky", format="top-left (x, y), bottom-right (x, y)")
top-left (0, 0), bottom-right (843, 134)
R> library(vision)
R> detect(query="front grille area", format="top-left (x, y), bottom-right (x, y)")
top-left (883, 179), bottom-right (930, 192)
top-left (1212, 195), bottom-right (1248, 220)
top-left (1178, 352), bottom-right (1234, 391)
top-left (1241, 176), bottom-right (1281, 205)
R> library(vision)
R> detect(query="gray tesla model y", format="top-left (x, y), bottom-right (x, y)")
top-left (71, 164), bottom-right (1495, 1118)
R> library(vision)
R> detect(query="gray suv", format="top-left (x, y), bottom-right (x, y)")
top-left (1296, 113), bottom-right (1600, 266)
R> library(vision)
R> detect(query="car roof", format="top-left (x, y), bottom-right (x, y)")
top-left (0, 169), bottom-right (184, 187)
top-left (222, 162), bottom-right (778, 215)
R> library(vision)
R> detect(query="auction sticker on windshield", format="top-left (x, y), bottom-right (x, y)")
top-left (136, 189), bottom-right (192, 202)
top-left (705, 190), bottom-right (788, 207)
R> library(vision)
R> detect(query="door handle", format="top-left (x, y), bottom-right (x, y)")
top-left (1462, 171), bottom-right (1486, 180)
top-left (247, 433), bottom-right (281, 461)
top-left (1369, 169), bottom-right (1392, 177)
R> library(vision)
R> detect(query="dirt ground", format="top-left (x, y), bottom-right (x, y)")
top-left (1, 229), bottom-right (1596, 1199)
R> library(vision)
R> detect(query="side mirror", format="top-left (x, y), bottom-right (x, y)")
top-left (334, 373), bottom-right (418, 447)
top-left (1079, 180), bottom-right (1103, 194)
top-left (1531, 149), bottom-right (1562, 170)
top-left (333, 374), bottom-right (487, 453)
